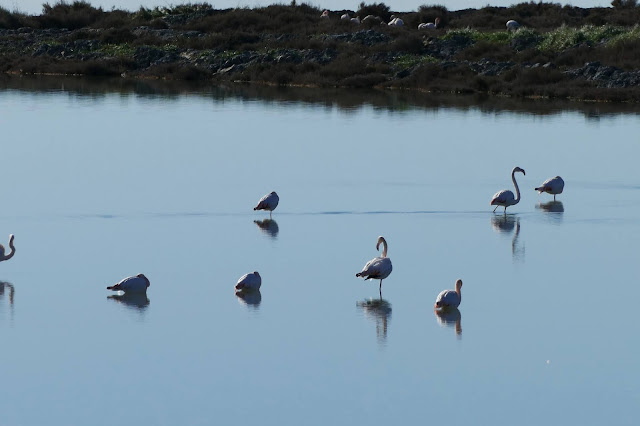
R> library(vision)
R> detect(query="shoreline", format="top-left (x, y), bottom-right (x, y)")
top-left (2, 2), bottom-right (640, 102)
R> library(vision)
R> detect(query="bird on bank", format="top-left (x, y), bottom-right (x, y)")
top-left (535, 176), bottom-right (564, 201)
top-left (506, 20), bottom-right (520, 31)
top-left (490, 166), bottom-right (525, 213)
top-left (0, 234), bottom-right (15, 262)
top-left (254, 191), bottom-right (279, 218)
top-left (356, 236), bottom-right (393, 297)
top-left (418, 17), bottom-right (440, 30)
top-left (107, 274), bottom-right (150, 293)
top-left (434, 279), bottom-right (463, 309)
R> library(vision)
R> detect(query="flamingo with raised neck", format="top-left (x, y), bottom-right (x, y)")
top-left (490, 167), bottom-right (525, 213)
top-left (434, 279), bottom-right (463, 309)
top-left (356, 236), bottom-right (393, 297)
top-left (0, 234), bottom-right (15, 262)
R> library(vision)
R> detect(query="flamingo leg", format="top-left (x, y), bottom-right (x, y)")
top-left (493, 205), bottom-right (498, 213)
top-left (379, 280), bottom-right (382, 298)
top-left (553, 194), bottom-right (556, 201)
top-left (504, 206), bottom-right (507, 213)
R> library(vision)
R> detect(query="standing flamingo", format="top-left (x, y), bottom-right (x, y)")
top-left (0, 234), bottom-right (15, 262)
top-left (254, 191), bottom-right (279, 218)
top-left (434, 279), bottom-right (463, 309)
top-left (107, 274), bottom-right (150, 293)
top-left (490, 167), bottom-right (525, 213)
top-left (356, 236), bottom-right (393, 297)
top-left (535, 176), bottom-right (564, 201)
top-left (418, 17), bottom-right (440, 30)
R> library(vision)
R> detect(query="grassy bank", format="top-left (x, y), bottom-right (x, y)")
top-left (2, 1), bottom-right (640, 101)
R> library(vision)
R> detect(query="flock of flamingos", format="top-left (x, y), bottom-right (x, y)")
top-left (0, 168), bottom-right (563, 318)
top-left (321, 9), bottom-right (521, 31)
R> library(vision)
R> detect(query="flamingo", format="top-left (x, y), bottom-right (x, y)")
top-left (235, 271), bottom-right (261, 291)
top-left (434, 279), bottom-right (463, 309)
top-left (107, 274), bottom-right (150, 293)
top-left (0, 234), bottom-right (15, 262)
top-left (320, 10), bottom-right (329, 19)
top-left (254, 191), bottom-right (279, 218)
top-left (490, 166), bottom-right (526, 213)
top-left (350, 16), bottom-right (360, 24)
top-left (362, 15), bottom-right (381, 24)
top-left (341, 13), bottom-right (351, 21)
top-left (506, 20), bottom-right (520, 31)
top-left (418, 17), bottom-right (440, 30)
top-left (388, 15), bottom-right (404, 27)
top-left (356, 236), bottom-right (393, 297)
top-left (535, 176), bottom-right (564, 201)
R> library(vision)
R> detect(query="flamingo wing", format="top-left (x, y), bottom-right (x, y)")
top-left (490, 189), bottom-right (515, 206)
top-left (435, 290), bottom-right (459, 307)
top-left (536, 176), bottom-right (564, 194)
top-left (357, 257), bottom-right (392, 280)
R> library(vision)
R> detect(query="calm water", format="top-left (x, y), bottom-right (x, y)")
top-left (0, 77), bottom-right (639, 426)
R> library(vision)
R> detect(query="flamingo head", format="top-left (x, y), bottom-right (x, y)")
top-left (514, 167), bottom-right (525, 176)
top-left (376, 236), bottom-right (386, 251)
top-left (435, 17), bottom-right (440, 25)
top-left (9, 234), bottom-right (14, 244)
top-left (455, 279), bottom-right (463, 292)
top-left (253, 271), bottom-right (260, 278)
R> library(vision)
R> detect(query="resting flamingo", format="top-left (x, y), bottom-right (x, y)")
top-left (350, 16), bottom-right (360, 24)
top-left (340, 13), bottom-right (351, 21)
top-left (535, 176), bottom-right (564, 201)
top-left (235, 271), bottom-right (261, 291)
top-left (320, 10), bottom-right (329, 19)
top-left (356, 236), bottom-right (393, 297)
top-left (388, 15), bottom-right (404, 27)
top-left (418, 17), bottom-right (440, 30)
top-left (107, 274), bottom-right (150, 293)
top-left (506, 20), bottom-right (520, 31)
top-left (0, 234), bottom-right (15, 262)
top-left (434, 279), bottom-right (463, 309)
top-left (490, 166), bottom-right (525, 213)
top-left (254, 191), bottom-right (279, 218)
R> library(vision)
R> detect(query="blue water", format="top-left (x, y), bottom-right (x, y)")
top-left (0, 80), bottom-right (638, 426)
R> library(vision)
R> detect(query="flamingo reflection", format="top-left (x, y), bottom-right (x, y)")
top-left (107, 292), bottom-right (150, 310)
top-left (254, 219), bottom-right (279, 239)
top-left (235, 289), bottom-right (262, 309)
top-left (491, 215), bottom-right (524, 261)
top-left (357, 297), bottom-right (391, 344)
top-left (537, 201), bottom-right (564, 213)
top-left (0, 281), bottom-right (15, 306)
top-left (434, 307), bottom-right (462, 337)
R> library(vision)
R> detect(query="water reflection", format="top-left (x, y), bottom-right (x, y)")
top-left (107, 292), bottom-right (150, 311)
top-left (434, 308), bottom-right (462, 338)
top-left (0, 281), bottom-right (15, 306)
top-left (491, 215), bottom-right (525, 262)
top-left (536, 201), bottom-right (565, 225)
top-left (357, 297), bottom-right (391, 345)
top-left (254, 219), bottom-right (279, 239)
top-left (3, 75), bottom-right (640, 118)
top-left (0, 281), bottom-right (15, 323)
top-left (235, 289), bottom-right (262, 309)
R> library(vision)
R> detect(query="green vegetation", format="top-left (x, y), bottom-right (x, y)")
top-left (2, 2), bottom-right (640, 101)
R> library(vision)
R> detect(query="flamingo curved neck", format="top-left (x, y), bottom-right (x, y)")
top-left (0, 241), bottom-right (14, 261)
top-left (512, 169), bottom-right (521, 204)
top-left (380, 240), bottom-right (388, 258)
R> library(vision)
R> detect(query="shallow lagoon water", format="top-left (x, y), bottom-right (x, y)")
top-left (0, 78), bottom-right (639, 425)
